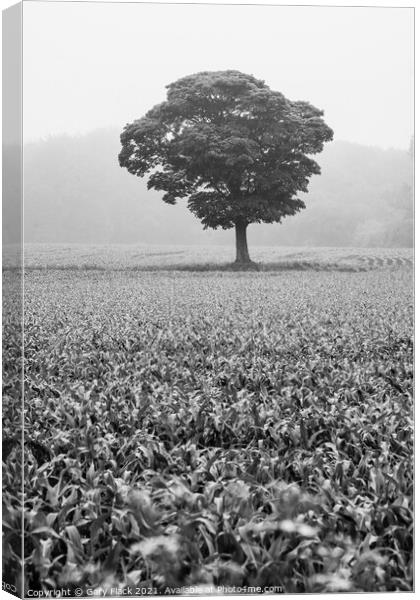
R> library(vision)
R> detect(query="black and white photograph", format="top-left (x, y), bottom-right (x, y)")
top-left (2, 0), bottom-right (414, 597)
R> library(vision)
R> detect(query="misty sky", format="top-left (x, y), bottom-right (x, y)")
top-left (23, 1), bottom-right (413, 150)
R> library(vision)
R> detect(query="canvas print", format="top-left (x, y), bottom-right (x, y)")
top-left (2, 0), bottom-right (414, 597)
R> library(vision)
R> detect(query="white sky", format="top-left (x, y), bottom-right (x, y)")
top-left (22, 1), bottom-right (414, 149)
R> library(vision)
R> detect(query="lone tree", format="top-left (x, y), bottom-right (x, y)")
top-left (119, 70), bottom-right (333, 264)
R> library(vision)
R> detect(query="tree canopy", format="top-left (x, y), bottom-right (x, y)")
top-left (119, 70), bottom-right (333, 262)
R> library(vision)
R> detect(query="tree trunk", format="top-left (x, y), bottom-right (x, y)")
top-left (235, 221), bottom-right (251, 263)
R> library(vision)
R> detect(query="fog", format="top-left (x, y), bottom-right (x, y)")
top-left (16, 129), bottom-right (412, 248)
top-left (23, 2), bottom-right (413, 149)
top-left (16, 2), bottom-right (413, 248)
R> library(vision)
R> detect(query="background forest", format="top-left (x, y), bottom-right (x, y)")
top-left (12, 130), bottom-right (413, 248)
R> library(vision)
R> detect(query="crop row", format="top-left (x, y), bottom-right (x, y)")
top-left (2, 268), bottom-right (413, 593)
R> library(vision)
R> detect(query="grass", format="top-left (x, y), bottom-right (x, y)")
top-left (10, 261), bottom-right (364, 273)
top-left (2, 245), bottom-right (413, 595)
top-left (15, 243), bottom-right (413, 271)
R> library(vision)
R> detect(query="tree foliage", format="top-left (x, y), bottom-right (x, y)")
top-left (119, 70), bottom-right (333, 231)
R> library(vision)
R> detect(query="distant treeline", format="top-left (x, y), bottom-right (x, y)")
top-left (9, 129), bottom-right (413, 247)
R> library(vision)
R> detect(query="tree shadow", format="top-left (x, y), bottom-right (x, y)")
top-left (156, 261), bottom-right (366, 273)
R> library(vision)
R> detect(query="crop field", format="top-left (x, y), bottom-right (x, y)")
top-left (19, 243), bottom-right (413, 272)
top-left (2, 246), bottom-right (413, 595)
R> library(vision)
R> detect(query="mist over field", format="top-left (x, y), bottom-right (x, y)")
top-left (15, 129), bottom-right (413, 248)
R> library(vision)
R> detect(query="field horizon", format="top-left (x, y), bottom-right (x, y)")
top-left (4, 243), bottom-right (413, 272)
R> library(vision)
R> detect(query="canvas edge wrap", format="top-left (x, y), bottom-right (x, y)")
top-left (2, 2), bottom-right (24, 598)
